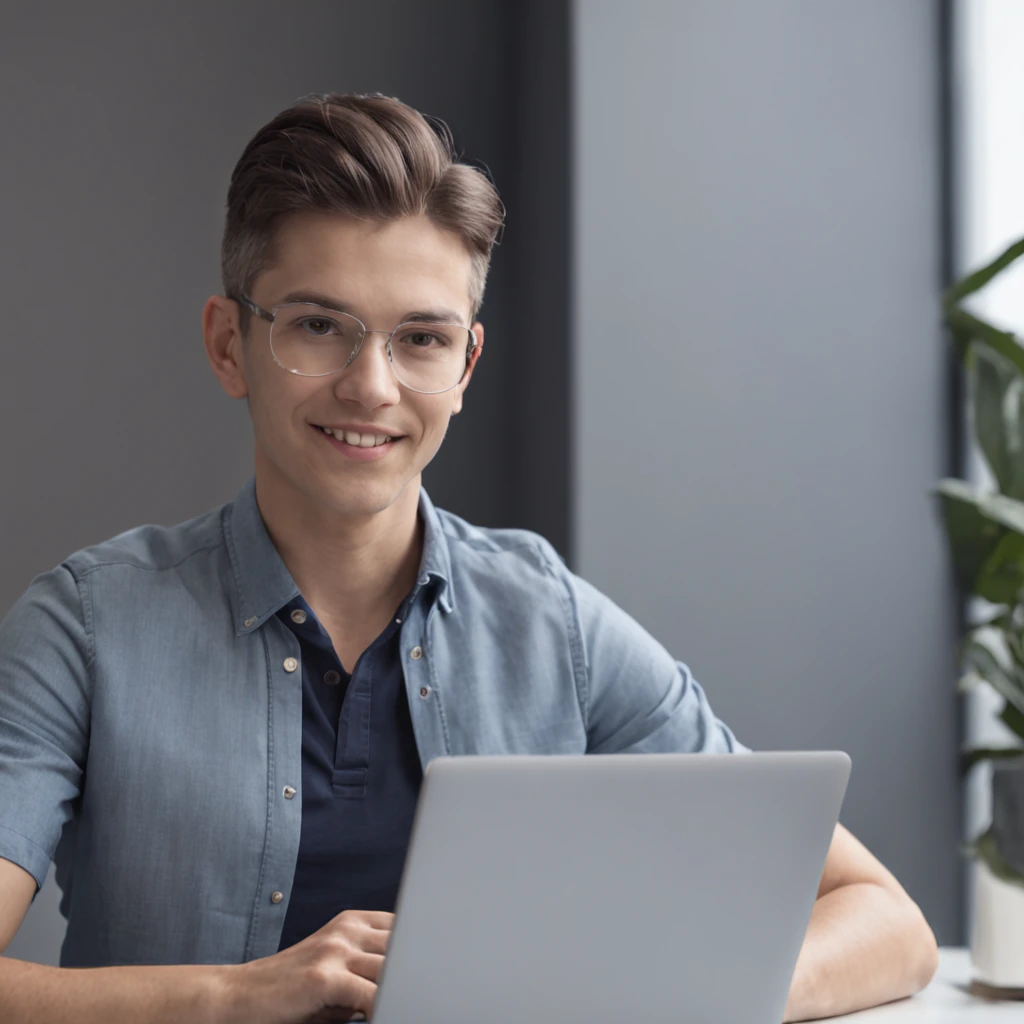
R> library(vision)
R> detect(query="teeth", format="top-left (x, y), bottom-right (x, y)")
top-left (320, 426), bottom-right (394, 447)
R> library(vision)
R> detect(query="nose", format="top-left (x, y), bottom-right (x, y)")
top-left (331, 330), bottom-right (402, 410)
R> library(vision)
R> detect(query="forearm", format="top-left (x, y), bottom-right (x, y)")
top-left (0, 955), bottom-right (235, 1024)
top-left (783, 883), bottom-right (939, 1022)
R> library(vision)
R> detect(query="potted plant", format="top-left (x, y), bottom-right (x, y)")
top-left (937, 236), bottom-right (1024, 992)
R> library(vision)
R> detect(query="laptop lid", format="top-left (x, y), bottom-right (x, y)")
top-left (374, 751), bottom-right (851, 1024)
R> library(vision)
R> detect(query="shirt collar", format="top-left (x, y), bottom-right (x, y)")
top-left (224, 478), bottom-right (455, 637)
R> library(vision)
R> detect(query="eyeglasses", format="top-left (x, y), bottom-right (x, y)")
top-left (232, 296), bottom-right (477, 395)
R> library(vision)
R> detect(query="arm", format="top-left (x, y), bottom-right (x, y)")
top-left (0, 856), bottom-right (224, 1023)
top-left (567, 572), bottom-right (745, 754)
top-left (0, 857), bottom-right (387, 1024)
top-left (0, 568), bottom-right (387, 1022)
top-left (783, 824), bottom-right (939, 1022)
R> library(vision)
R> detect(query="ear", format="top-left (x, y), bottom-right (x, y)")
top-left (451, 322), bottom-right (484, 416)
top-left (203, 295), bottom-right (249, 400)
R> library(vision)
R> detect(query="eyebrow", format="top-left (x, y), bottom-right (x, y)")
top-left (277, 290), bottom-right (467, 327)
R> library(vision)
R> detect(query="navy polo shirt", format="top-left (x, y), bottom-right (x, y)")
top-left (277, 590), bottom-right (424, 951)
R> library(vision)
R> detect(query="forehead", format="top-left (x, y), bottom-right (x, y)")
top-left (257, 212), bottom-right (473, 321)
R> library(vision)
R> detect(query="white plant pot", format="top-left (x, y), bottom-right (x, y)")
top-left (971, 858), bottom-right (1024, 989)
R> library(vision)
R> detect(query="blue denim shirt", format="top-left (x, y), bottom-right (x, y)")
top-left (0, 478), bottom-right (747, 967)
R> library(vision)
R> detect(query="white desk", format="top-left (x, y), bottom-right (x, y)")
top-left (833, 949), bottom-right (1020, 1021)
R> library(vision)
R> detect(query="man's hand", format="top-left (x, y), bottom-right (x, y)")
top-left (220, 910), bottom-right (394, 1024)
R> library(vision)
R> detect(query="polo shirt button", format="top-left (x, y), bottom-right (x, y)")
top-left (270, 891), bottom-right (284, 904)
top-left (419, 686), bottom-right (431, 699)
top-left (290, 609), bottom-right (307, 625)
top-left (283, 657), bottom-right (299, 673)
top-left (323, 669), bottom-right (341, 686)
top-left (283, 786), bottom-right (296, 799)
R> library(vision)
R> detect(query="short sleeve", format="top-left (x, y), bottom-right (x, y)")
top-left (568, 573), bottom-right (750, 755)
top-left (0, 565), bottom-right (91, 890)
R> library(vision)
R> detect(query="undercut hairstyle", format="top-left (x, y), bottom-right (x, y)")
top-left (221, 92), bottom-right (505, 329)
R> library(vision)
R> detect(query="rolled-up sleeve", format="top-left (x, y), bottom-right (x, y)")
top-left (0, 565), bottom-right (91, 890)
top-left (568, 572), bottom-right (749, 755)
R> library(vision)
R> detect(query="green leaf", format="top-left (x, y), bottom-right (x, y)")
top-left (947, 307), bottom-right (1024, 379)
top-left (945, 236), bottom-right (1024, 306)
top-left (937, 479), bottom-right (1024, 537)
top-left (1001, 701), bottom-right (1024, 743)
top-left (964, 824), bottom-right (1024, 889)
top-left (935, 481), bottom-right (1006, 590)
top-left (971, 345), bottom-right (1024, 501)
top-left (975, 531), bottom-right (1024, 604)
top-left (961, 746), bottom-right (1024, 772)
top-left (961, 635), bottom-right (1024, 716)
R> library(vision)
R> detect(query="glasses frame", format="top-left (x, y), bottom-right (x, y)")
top-left (231, 295), bottom-right (477, 395)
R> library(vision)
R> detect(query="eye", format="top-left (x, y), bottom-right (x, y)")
top-left (300, 317), bottom-right (337, 337)
top-left (398, 326), bottom-right (453, 349)
top-left (407, 332), bottom-right (440, 347)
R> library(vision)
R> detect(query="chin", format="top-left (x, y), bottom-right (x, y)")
top-left (317, 473), bottom-right (416, 518)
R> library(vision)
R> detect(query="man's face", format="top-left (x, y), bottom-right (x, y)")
top-left (233, 212), bottom-right (482, 520)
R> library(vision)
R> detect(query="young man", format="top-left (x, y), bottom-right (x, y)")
top-left (0, 93), bottom-right (937, 1023)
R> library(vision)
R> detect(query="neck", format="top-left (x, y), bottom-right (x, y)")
top-left (254, 468), bottom-right (423, 626)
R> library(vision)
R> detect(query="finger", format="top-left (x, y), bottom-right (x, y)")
top-left (357, 929), bottom-right (390, 956)
top-left (357, 911), bottom-right (394, 932)
top-left (324, 973), bottom-right (377, 1016)
top-left (347, 951), bottom-right (385, 982)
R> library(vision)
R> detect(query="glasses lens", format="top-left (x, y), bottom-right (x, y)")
top-left (390, 322), bottom-right (472, 393)
top-left (270, 303), bottom-right (362, 375)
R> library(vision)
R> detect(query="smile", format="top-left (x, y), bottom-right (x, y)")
top-left (315, 425), bottom-right (399, 448)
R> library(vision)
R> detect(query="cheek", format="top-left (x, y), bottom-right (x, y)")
top-left (416, 398), bottom-right (456, 439)
top-left (249, 375), bottom-right (315, 440)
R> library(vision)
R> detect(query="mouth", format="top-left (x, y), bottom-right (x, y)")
top-left (312, 423), bottom-right (406, 460)
top-left (313, 424), bottom-right (403, 448)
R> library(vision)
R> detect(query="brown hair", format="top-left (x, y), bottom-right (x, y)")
top-left (222, 92), bottom-right (504, 328)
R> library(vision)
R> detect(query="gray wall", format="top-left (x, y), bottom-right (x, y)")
top-left (573, 0), bottom-right (962, 943)
top-left (0, 0), bottom-right (527, 966)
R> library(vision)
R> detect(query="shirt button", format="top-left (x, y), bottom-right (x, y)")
top-left (290, 609), bottom-right (307, 625)
top-left (270, 891), bottom-right (284, 904)
top-left (410, 646), bottom-right (423, 660)
top-left (283, 657), bottom-right (299, 673)
top-left (419, 574), bottom-right (430, 586)
top-left (244, 616), bottom-right (257, 628)
top-left (419, 686), bottom-right (431, 699)
top-left (283, 786), bottom-right (296, 800)
top-left (323, 669), bottom-right (341, 686)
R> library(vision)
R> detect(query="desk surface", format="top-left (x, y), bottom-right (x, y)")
top-left (832, 949), bottom-right (1020, 1021)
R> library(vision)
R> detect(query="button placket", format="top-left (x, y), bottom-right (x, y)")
top-left (398, 600), bottom-right (449, 762)
top-left (244, 618), bottom-right (304, 962)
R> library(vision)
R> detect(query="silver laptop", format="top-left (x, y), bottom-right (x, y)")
top-left (373, 751), bottom-right (851, 1024)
